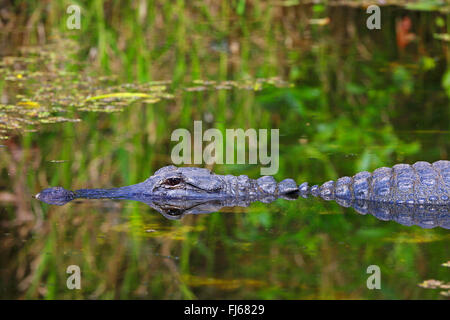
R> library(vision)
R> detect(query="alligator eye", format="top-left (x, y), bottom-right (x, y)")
top-left (165, 177), bottom-right (182, 186)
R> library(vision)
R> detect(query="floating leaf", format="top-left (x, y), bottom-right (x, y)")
top-left (17, 101), bottom-right (40, 108)
top-left (85, 92), bottom-right (154, 101)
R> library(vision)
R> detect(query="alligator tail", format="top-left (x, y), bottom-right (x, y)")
top-left (298, 160), bottom-right (450, 206)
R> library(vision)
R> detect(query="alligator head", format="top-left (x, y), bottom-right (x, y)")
top-left (35, 166), bottom-right (227, 205)
top-left (144, 165), bottom-right (227, 199)
top-left (36, 165), bottom-right (298, 205)
top-left (144, 165), bottom-right (299, 199)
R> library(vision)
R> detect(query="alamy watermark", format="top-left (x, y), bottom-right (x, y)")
top-left (366, 5), bottom-right (381, 30)
top-left (366, 265), bottom-right (381, 289)
top-left (66, 5), bottom-right (81, 30)
top-left (66, 265), bottom-right (81, 290)
top-left (171, 121), bottom-right (279, 175)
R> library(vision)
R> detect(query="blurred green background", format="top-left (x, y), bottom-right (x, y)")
top-left (0, 0), bottom-right (449, 299)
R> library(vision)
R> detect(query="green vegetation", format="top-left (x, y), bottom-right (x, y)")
top-left (0, 1), bottom-right (448, 299)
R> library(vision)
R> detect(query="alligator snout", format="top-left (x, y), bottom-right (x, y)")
top-left (36, 187), bottom-right (76, 205)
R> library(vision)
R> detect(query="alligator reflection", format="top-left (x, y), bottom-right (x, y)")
top-left (144, 195), bottom-right (450, 229)
top-left (40, 192), bottom-right (449, 229)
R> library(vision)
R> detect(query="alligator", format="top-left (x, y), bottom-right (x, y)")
top-left (35, 161), bottom-right (450, 228)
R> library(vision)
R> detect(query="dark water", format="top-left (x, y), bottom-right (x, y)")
top-left (0, 4), bottom-right (449, 299)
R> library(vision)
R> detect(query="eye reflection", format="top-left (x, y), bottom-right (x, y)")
top-left (165, 208), bottom-right (184, 216)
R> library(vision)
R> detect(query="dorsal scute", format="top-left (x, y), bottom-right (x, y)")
top-left (352, 171), bottom-right (371, 200)
top-left (319, 180), bottom-right (335, 200)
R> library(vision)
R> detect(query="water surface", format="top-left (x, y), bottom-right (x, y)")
top-left (0, 3), bottom-right (449, 299)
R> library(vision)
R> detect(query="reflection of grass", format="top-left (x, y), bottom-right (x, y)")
top-left (181, 274), bottom-right (266, 290)
top-left (382, 232), bottom-right (450, 243)
top-left (0, 1), bottom-right (448, 300)
top-left (111, 221), bottom-right (206, 241)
